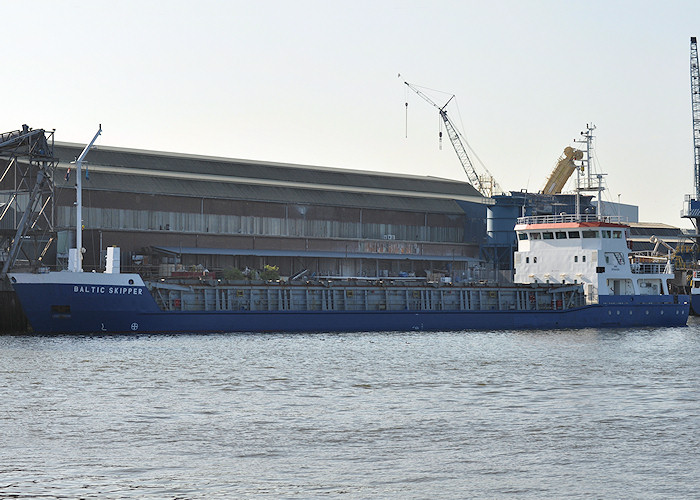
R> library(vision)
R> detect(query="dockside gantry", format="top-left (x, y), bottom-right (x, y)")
top-left (0, 125), bottom-right (57, 274)
top-left (682, 37), bottom-right (700, 235)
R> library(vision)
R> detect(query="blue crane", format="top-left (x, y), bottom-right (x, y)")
top-left (682, 37), bottom-right (700, 232)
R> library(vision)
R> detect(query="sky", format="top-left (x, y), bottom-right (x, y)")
top-left (5, 0), bottom-right (700, 226)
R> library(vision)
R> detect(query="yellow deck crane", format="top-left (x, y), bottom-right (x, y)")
top-left (541, 146), bottom-right (584, 195)
top-left (404, 81), bottom-right (501, 197)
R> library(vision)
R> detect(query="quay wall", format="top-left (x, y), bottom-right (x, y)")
top-left (0, 290), bottom-right (28, 333)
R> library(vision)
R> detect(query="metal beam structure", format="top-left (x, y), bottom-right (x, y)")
top-left (0, 125), bottom-right (57, 273)
top-left (682, 37), bottom-right (700, 232)
top-left (692, 37), bottom-right (700, 204)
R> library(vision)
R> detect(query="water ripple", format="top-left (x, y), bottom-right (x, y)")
top-left (1, 326), bottom-right (699, 498)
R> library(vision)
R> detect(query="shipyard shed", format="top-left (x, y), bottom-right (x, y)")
top-left (47, 143), bottom-right (491, 280)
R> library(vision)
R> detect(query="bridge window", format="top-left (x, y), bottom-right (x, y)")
top-left (518, 232), bottom-right (528, 240)
top-left (542, 232), bottom-right (554, 239)
top-left (568, 231), bottom-right (580, 238)
top-left (582, 230), bottom-right (598, 239)
top-left (531, 233), bottom-right (541, 240)
top-left (556, 232), bottom-right (567, 239)
top-left (613, 231), bottom-right (622, 238)
top-left (602, 230), bottom-right (611, 238)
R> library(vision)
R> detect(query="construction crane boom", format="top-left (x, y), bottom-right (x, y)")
top-left (404, 81), bottom-right (501, 197)
top-left (682, 37), bottom-right (700, 232)
top-left (692, 36), bottom-right (700, 202)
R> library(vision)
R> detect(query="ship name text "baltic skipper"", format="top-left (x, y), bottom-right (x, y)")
top-left (73, 285), bottom-right (143, 295)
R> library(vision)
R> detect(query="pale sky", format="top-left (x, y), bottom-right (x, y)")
top-left (6, 0), bottom-right (700, 226)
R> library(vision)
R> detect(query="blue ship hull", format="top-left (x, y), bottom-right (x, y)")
top-left (8, 274), bottom-right (689, 334)
top-left (690, 294), bottom-right (700, 315)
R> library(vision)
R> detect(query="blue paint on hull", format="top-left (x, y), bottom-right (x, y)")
top-left (690, 294), bottom-right (700, 315)
top-left (10, 280), bottom-right (689, 334)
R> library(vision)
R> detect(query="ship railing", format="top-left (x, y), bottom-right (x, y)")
top-left (630, 262), bottom-right (671, 274)
top-left (516, 214), bottom-right (628, 225)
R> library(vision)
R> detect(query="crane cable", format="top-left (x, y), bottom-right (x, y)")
top-left (403, 77), bottom-right (409, 138)
top-left (405, 100), bottom-right (408, 139)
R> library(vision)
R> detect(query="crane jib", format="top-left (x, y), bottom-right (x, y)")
top-left (403, 80), bottom-right (501, 197)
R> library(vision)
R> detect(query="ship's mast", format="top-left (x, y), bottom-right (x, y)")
top-left (71, 125), bottom-right (102, 272)
top-left (573, 124), bottom-right (604, 220)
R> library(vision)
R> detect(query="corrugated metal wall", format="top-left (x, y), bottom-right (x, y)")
top-left (59, 206), bottom-right (465, 243)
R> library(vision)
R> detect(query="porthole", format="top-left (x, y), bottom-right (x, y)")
top-left (128, 279), bottom-right (134, 285)
top-left (629, 311), bottom-right (632, 315)
top-left (645, 310), bottom-right (650, 315)
top-left (608, 311), bottom-right (612, 315)
top-left (616, 310), bottom-right (620, 315)
top-left (660, 310), bottom-right (664, 315)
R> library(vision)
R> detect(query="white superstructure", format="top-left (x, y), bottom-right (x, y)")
top-left (514, 214), bottom-right (673, 303)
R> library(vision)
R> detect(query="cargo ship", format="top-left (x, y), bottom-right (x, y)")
top-left (5, 127), bottom-right (690, 333)
top-left (8, 213), bottom-right (689, 333)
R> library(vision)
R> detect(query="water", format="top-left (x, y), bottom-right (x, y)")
top-left (2, 321), bottom-right (700, 499)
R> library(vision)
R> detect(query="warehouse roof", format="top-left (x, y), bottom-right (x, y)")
top-left (628, 222), bottom-right (685, 237)
top-left (51, 142), bottom-right (489, 213)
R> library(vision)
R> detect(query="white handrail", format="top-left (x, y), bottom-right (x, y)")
top-left (516, 214), bottom-right (628, 225)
